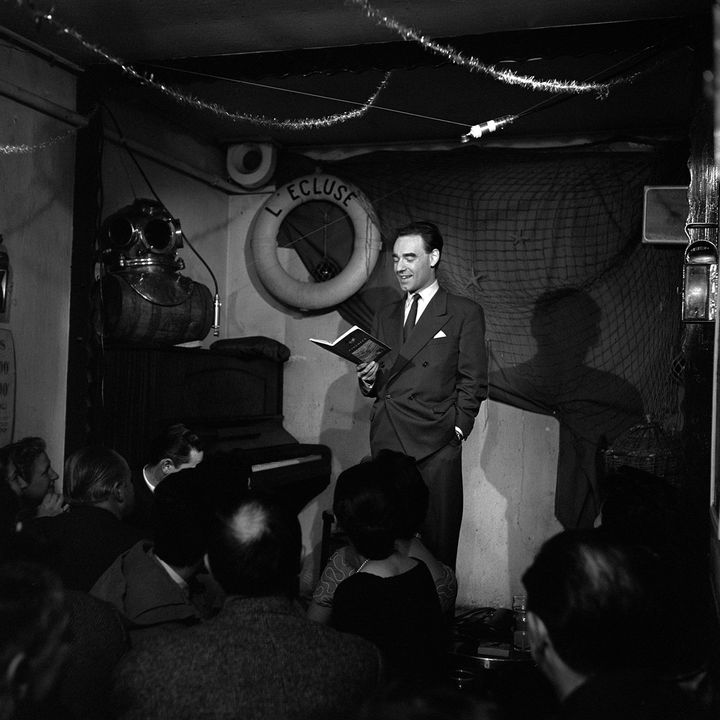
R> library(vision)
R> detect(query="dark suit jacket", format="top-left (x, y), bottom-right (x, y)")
top-left (363, 287), bottom-right (487, 461)
top-left (29, 505), bottom-right (145, 591)
top-left (111, 595), bottom-right (383, 720)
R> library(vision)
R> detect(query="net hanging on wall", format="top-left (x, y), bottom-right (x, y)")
top-left (290, 145), bottom-right (685, 528)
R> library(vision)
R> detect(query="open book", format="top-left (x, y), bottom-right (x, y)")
top-left (310, 325), bottom-right (391, 365)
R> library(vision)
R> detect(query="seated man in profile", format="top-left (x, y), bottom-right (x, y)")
top-left (6, 437), bottom-right (66, 522)
top-left (522, 530), bottom-right (692, 720)
top-left (128, 423), bottom-right (204, 535)
top-left (91, 468), bottom-right (217, 646)
top-left (29, 445), bottom-right (144, 592)
top-left (112, 492), bottom-right (383, 720)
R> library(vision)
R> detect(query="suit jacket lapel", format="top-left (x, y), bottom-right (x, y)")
top-left (387, 288), bottom-right (449, 380)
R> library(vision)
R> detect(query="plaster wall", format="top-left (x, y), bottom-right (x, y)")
top-left (0, 47), bottom-right (75, 471)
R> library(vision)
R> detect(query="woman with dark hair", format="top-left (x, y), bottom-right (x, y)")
top-left (308, 451), bottom-right (457, 625)
top-left (329, 455), bottom-right (448, 684)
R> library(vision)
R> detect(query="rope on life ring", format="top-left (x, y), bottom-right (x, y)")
top-left (250, 173), bottom-right (382, 310)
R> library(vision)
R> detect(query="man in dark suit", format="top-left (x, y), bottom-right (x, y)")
top-left (127, 423), bottom-right (204, 535)
top-left (357, 220), bottom-right (487, 569)
top-left (111, 492), bottom-right (382, 720)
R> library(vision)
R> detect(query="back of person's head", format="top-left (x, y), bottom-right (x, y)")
top-left (151, 469), bottom-right (209, 568)
top-left (207, 493), bottom-right (301, 598)
top-left (395, 220), bottom-right (444, 255)
top-left (334, 461), bottom-right (399, 560)
top-left (375, 450), bottom-right (428, 539)
top-left (63, 446), bottom-right (131, 505)
top-left (0, 560), bottom-right (69, 717)
top-left (146, 423), bottom-right (203, 468)
top-left (9, 437), bottom-right (46, 485)
top-left (522, 529), bottom-right (659, 676)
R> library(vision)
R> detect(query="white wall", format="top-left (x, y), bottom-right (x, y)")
top-left (0, 46), bottom-right (76, 472)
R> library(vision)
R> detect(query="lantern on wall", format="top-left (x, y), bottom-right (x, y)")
top-left (682, 236), bottom-right (718, 323)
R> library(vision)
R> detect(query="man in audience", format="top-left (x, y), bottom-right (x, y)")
top-left (111, 492), bottom-right (383, 720)
top-left (522, 530), bottom-right (691, 720)
top-left (6, 437), bottom-right (65, 522)
top-left (29, 445), bottom-right (144, 591)
top-left (91, 468), bottom-right (217, 645)
top-left (128, 423), bottom-right (204, 534)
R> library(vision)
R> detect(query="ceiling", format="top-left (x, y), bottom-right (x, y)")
top-left (0, 0), bottom-right (712, 149)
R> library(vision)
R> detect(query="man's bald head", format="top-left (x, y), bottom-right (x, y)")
top-left (207, 494), bottom-right (301, 599)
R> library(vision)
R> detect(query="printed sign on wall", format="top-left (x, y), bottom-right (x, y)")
top-left (0, 329), bottom-right (16, 446)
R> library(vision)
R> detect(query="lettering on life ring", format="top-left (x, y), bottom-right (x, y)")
top-left (251, 174), bottom-right (382, 310)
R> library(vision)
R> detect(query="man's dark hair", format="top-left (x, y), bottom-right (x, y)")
top-left (522, 530), bottom-right (660, 675)
top-left (395, 220), bottom-right (444, 256)
top-left (146, 424), bottom-right (203, 468)
top-left (9, 437), bottom-right (46, 483)
top-left (333, 462), bottom-right (399, 560)
top-left (63, 446), bottom-right (130, 504)
top-left (151, 470), bottom-right (209, 568)
top-left (207, 493), bottom-right (301, 598)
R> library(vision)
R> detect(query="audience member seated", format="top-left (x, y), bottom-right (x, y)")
top-left (5, 437), bottom-right (65, 523)
top-left (0, 560), bottom-right (71, 720)
top-left (29, 445), bottom-right (145, 591)
top-left (127, 423), bottom-right (204, 535)
top-left (91, 468), bottom-right (217, 645)
top-left (1, 475), bottom-right (131, 720)
top-left (599, 468), bottom-right (712, 679)
top-left (111, 492), bottom-right (383, 720)
top-left (522, 529), bottom-right (693, 720)
top-left (309, 450), bottom-right (457, 624)
top-left (330, 457), bottom-right (448, 685)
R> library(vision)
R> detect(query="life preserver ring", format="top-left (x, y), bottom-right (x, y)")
top-left (251, 173), bottom-right (382, 310)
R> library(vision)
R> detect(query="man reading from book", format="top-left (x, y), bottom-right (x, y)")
top-left (357, 220), bottom-right (487, 570)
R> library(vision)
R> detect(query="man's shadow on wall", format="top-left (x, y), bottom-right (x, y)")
top-left (487, 288), bottom-right (645, 586)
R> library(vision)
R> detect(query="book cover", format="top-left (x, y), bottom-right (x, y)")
top-left (309, 325), bottom-right (391, 365)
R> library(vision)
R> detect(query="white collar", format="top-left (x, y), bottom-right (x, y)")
top-left (153, 552), bottom-right (188, 590)
top-left (407, 280), bottom-right (439, 306)
top-left (142, 465), bottom-right (157, 493)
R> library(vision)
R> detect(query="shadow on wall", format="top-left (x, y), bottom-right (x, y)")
top-left (489, 288), bottom-right (644, 530)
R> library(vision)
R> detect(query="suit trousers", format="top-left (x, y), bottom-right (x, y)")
top-left (416, 439), bottom-right (463, 571)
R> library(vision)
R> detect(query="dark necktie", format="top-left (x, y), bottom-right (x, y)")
top-left (403, 293), bottom-right (421, 342)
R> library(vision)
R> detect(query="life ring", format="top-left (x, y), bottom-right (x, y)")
top-left (251, 173), bottom-right (382, 310)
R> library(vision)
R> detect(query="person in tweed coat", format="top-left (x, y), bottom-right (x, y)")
top-left (111, 492), bottom-right (383, 720)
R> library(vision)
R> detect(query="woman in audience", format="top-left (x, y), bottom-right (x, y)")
top-left (4, 438), bottom-right (66, 522)
top-left (329, 455), bottom-right (448, 684)
top-left (308, 450), bottom-right (457, 625)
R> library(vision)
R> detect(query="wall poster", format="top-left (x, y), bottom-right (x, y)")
top-left (0, 329), bottom-right (15, 447)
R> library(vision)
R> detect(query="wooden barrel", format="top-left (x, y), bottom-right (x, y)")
top-left (94, 273), bottom-right (213, 346)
